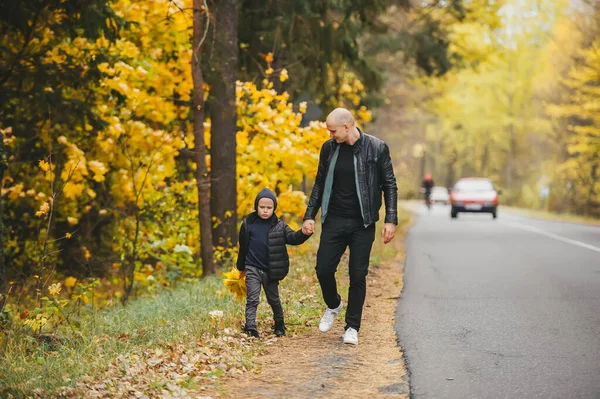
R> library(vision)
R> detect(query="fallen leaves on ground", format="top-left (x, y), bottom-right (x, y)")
top-left (53, 328), bottom-right (274, 398)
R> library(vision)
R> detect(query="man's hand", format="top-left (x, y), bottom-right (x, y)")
top-left (302, 219), bottom-right (315, 235)
top-left (239, 270), bottom-right (246, 278)
top-left (381, 222), bottom-right (396, 244)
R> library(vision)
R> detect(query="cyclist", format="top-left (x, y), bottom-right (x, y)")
top-left (421, 174), bottom-right (434, 209)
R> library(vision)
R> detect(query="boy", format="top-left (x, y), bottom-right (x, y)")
top-left (237, 188), bottom-right (312, 337)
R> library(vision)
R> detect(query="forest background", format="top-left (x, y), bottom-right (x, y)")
top-left (0, 0), bottom-right (598, 394)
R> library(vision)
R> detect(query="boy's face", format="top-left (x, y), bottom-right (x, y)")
top-left (257, 198), bottom-right (274, 219)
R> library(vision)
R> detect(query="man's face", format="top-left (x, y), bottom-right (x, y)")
top-left (257, 197), bottom-right (275, 219)
top-left (326, 121), bottom-right (349, 143)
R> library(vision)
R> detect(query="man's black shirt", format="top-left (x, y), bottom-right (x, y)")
top-left (329, 143), bottom-right (362, 219)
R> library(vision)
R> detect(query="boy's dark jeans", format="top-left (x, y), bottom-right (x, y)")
top-left (316, 214), bottom-right (375, 332)
top-left (245, 265), bottom-right (283, 329)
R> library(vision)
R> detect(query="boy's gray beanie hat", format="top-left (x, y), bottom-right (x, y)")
top-left (254, 188), bottom-right (277, 211)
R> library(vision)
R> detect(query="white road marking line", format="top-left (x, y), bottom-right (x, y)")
top-left (501, 221), bottom-right (600, 254)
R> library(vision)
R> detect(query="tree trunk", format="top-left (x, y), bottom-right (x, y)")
top-left (193, 0), bottom-right (215, 276)
top-left (207, 0), bottom-right (238, 250)
top-left (480, 142), bottom-right (489, 176)
top-left (505, 123), bottom-right (515, 190)
top-left (122, 210), bottom-right (141, 304)
top-left (586, 162), bottom-right (598, 217)
top-left (445, 152), bottom-right (457, 189)
top-left (433, 134), bottom-right (441, 178)
top-left (419, 151), bottom-right (426, 186)
top-left (0, 130), bottom-right (6, 309)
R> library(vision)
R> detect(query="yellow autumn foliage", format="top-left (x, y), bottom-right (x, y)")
top-left (1, 0), bottom-right (375, 309)
top-left (64, 277), bottom-right (77, 288)
top-left (233, 81), bottom-right (327, 217)
top-left (222, 268), bottom-right (247, 301)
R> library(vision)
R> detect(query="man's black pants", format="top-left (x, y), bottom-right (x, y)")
top-left (316, 214), bottom-right (375, 331)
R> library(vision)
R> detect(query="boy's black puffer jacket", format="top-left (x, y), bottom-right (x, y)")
top-left (236, 213), bottom-right (311, 281)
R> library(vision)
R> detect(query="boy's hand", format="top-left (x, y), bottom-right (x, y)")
top-left (302, 220), bottom-right (315, 235)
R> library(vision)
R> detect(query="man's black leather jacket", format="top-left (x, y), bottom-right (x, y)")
top-left (303, 129), bottom-right (398, 226)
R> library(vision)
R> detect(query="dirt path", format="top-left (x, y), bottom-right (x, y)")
top-left (203, 247), bottom-right (409, 399)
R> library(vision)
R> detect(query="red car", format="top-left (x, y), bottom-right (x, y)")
top-left (450, 178), bottom-right (500, 219)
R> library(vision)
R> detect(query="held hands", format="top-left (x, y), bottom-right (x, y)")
top-left (302, 219), bottom-right (315, 235)
top-left (302, 219), bottom-right (394, 242)
top-left (382, 222), bottom-right (396, 244)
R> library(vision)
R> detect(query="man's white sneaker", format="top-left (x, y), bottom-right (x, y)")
top-left (343, 327), bottom-right (358, 345)
top-left (318, 301), bottom-right (343, 333)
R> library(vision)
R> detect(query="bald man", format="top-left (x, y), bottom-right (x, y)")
top-left (302, 107), bottom-right (398, 345)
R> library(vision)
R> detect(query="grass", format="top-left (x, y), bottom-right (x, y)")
top-left (502, 206), bottom-right (600, 226)
top-left (0, 206), bottom-right (412, 398)
top-left (0, 276), bottom-right (251, 396)
top-left (0, 250), bottom-right (323, 397)
top-left (370, 208), bottom-right (412, 268)
top-left (402, 199), bottom-right (600, 226)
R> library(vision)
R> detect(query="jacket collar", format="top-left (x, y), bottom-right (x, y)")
top-left (331, 127), bottom-right (364, 149)
top-left (351, 127), bottom-right (365, 153)
top-left (356, 127), bottom-right (364, 144)
top-left (247, 212), bottom-right (279, 225)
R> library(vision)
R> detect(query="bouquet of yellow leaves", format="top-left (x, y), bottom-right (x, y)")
top-left (222, 267), bottom-right (246, 302)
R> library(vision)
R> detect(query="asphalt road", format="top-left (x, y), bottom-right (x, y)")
top-left (396, 203), bottom-right (600, 399)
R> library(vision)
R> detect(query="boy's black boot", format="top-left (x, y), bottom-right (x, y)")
top-left (243, 326), bottom-right (259, 338)
top-left (274, 321), bottom-right (286, 337)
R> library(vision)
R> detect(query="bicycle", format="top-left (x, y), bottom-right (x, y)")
top-left (424, 192), bottom-right (432, 210)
